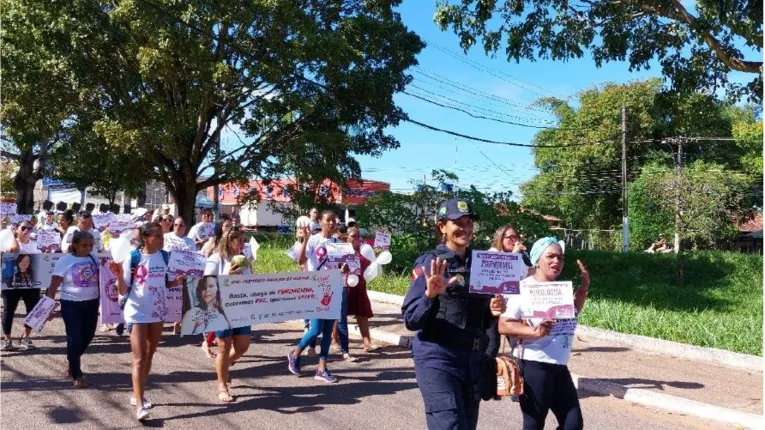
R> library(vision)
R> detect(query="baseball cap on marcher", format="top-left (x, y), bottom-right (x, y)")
top-left (436, 199), bottom-right (478, 221)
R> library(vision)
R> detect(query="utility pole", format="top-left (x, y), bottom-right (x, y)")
top-left (213, 134), bottom-right (221, 221)
top-left (621, 104), bottom-right (630, 253)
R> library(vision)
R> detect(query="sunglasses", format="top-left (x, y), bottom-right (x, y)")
top-left (174, 223), bottom-right (185, 227)
top-left (20, 226), bottom-right (32, 232)
top-left (162, 218), bottom-right (173, 222)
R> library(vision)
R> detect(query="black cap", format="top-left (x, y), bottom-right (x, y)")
top-left (436, 199), bottom-right (478, 221)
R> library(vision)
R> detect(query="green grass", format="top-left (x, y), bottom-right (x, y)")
top-left (254, 244), bottom-right (763, 356)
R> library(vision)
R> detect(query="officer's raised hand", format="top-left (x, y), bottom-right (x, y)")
top-left (424, 257), bottom-right (457, 299)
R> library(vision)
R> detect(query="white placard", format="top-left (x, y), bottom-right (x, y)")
top-left (167, 249), bottom-right (207, 279)
top-left (374, 232), bottom-right (391, 249)
top-left (24, 296), bottom-right (57, 332)
top-left (469, 251), bottom-right (528, 295)
top-left (326, 242), bottom-right (360, 274)
top-left (93, 213), bottom-right (116, 229)
top-left (37, 230), bottom-right (62, 253)
top-left (519, 281), bottom-right (576, 319)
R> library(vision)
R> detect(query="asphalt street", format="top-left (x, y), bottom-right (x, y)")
top-left (0, 318), bottom-right (735, 429)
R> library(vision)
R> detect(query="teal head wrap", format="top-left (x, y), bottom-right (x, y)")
top-left (530, 237), bottom-right (561, 266)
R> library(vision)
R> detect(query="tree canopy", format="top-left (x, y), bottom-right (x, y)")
top-left (435, 0), bottom-right (763, 103)
top-left (2, 0), bottom-right (423, 221)
top-left (519, 79), bottom-right (761, 234)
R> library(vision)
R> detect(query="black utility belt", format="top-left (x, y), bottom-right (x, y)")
top-left (422, 332), bottom-right (489, 352)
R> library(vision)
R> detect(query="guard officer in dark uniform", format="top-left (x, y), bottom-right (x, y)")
top-left (402, 199), bottom-right (506, 430)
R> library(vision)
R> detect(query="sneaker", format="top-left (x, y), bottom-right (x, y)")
top-left (314, 368), bottom-right (338, 384)
top-left (73, 376), bottom-right (88, 389)
top-left (19, 338), bottom-right (35, 350)
top-left (115, 323), bottom-right (125, 336)
top-left (136, 406), bottom-right (151, 421)
top-left (342, 353), bottom-right (358, 363)
top-left (287, 351), bottom-right (301, 375)
top-left (130, 397), bottom-right (153, 409)
top-left (1, 340), bottom-right (14, 351)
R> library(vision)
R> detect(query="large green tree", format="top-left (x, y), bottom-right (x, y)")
top-left (435, 0), bottom-right (763, 103)
top-left (3, 0), bottom-right (423, 223)
top-left (519, 79), bottom-right (759, 231)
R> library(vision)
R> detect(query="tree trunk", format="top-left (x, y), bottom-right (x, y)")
top-left (167, 176), bottom-right (199, 229)
top-left (12, 148), bottom-right (40, 214)
top-left (676, 251), bottom-right (684, 287)
top-left (136, 184), bottom-right (147, 208)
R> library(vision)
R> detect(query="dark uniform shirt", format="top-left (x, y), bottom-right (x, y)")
top-left (402, 245), bottom-right (495, 381)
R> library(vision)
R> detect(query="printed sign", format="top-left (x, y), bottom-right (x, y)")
top-left (93, 213), bottom-right (116, 229)
top-left (166, 286), bottom-right (183, 324)
top-left (9, 214), bottom-right (32, 225)
top-left (24, 296), bottom-right (57, 332)
top-left (469, 251), bottom-right (528, 295)
top-left (519, 281), bottom-right (575, 319)
top-left (167, 249), bottom-right (207, 279)
top-left (108, 215), bottom-right (134, 235)
top-left (180, 270), bottom-right (343, 336)
top-left (0, 202), bottom-right (17, 216)
top-left (98, 254), bottom-right (124, 325)
top-left (1, 253), bottom-right (65, 290)
top-left (374, 232), bottom-right (391, 249)
top-left (326, 242), bottom-right (360, 274)
top-left (37, 230), bottom-right (62, 253)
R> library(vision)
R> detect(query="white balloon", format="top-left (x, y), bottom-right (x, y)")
top-left (376, 250), bottom-right (392, 266)
top-left (296, 216), bottom-right (311, 228)
top-left (363, 262), bottom-right (380, 282)
top-left (110, 237), bottom-right (132, 263)
top-left (347, 274), bottom-right (359, 287)
top-left (359, 243), bottom-right (376, 262)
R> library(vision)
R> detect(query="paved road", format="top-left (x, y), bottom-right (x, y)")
top-left (1, 318), bottom-right (734, 429)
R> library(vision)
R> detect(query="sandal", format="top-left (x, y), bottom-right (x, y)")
top-left (218, 391), bottom-right (234, 403)
top-left (363, 345), bottom-right (381, 353)
top-left (342, 353), bottom-right (358, 362)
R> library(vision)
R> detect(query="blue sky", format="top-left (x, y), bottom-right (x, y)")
top-left (221, 0), bottom-right (760, 200)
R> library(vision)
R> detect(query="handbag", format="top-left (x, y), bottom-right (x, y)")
top-left (495, 335), bottom-right (524, 397)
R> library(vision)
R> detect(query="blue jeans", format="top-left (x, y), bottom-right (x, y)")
top-left (60, 299), bottom-right (99, 379)
top-left (337, 287), bottom-right (350, 353)
top-left (215, 326), bottom-right (252, 339)
top-left (297, 318), bottom-right (334, 361)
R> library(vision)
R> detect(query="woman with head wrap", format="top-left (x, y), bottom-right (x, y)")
top-left (498, 237), bottom-right (590, 430)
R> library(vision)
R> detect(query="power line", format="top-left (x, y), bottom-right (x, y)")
top-left (425, 41), bottom-right (567, 99)
top-left (413, 68), bottom-right (553, 116)
top-left (403, 117), bottom-right (611, 148)
top-left (403, 91), bottom-right (567, 130)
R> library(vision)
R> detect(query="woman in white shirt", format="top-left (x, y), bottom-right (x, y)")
top-left (47, 231), bottom-right (101, 388)
top-left (7, 221), bottom-right (41, 254)
top-left (205, 227), bottom-right (252, 403)
top-left (163, 217), bottom-right (195, 252)
top-left (108, 222), bottom-right (184, 422)
top-left (498, 237), bottom-right (590, 430)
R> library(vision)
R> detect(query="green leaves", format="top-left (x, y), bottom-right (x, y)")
top-left (435, 0), bottom-right (763, 103)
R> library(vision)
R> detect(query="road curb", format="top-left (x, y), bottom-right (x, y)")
top-left (366, 291), bottom-right (763, 372)
top-left (348, 322), bottom-right (763, 430)
top-left (571, 374), bottom-right (764, 430)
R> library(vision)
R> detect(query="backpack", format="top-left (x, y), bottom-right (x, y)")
top-left (118, 249), bottom-right (170, 310)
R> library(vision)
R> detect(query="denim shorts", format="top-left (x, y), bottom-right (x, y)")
top-left (214, 326), bottom-right (252, 338)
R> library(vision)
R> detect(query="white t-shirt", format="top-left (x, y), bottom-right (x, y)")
top-left (163, 232), bottom-right (195, 252)
top-left (121, 251), bottom-right (169, 323)
top-left (304, 234), bottom-right (342, 272)
top-left (188, 222), bottom-right (213, 244)
top-left (53, 253), bottom-right (100, 301)
top-left (17, 240), bottom-right (41, 254)
top-left (61, 227), bottom-right (104, 253)
top-left (37, 221), bottom-right (58, 232)
top-left (204, 252), bottom-right (253, 276)
top-left (503, 277), bottom-right (578, 366)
